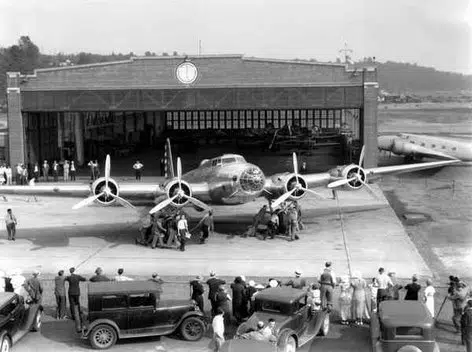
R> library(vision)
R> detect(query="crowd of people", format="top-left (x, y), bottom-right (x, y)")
top-left (0, 263), bottom-right (471, 351)
top-left (0, 160), bottom-right (79, 185)
top-left (136, 209), bottom-right (214, 251)
top-left (247, 201), bottom-right (303, 241)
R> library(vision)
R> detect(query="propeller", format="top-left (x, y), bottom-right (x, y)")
top-left (271, 152), bottom-right (326, 209)
top-left (72, 155), bottom-right (136, 210)
top-left (149, 157), bottom-right (211, 215)
top-left (72, 192), bottom-right (105, 210)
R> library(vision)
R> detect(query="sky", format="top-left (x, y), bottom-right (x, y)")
top-left (0, 0), bottom-right (471, 74)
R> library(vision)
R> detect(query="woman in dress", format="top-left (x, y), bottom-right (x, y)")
top-left (351, 271), bottom-right (367, 325)
top-left (368, 278), bottom-right (379, 313)
top-left (338, 275), bottom-right (352, 325)
top-left (423, 279), bottom-right (436, 318)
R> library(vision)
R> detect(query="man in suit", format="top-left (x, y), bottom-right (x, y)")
top-left (65, 267), bottom-right (86, 321)
top-left (206, 271), bottom-right (226, 317)
top-left (42, 160), bottom-right (49, 182)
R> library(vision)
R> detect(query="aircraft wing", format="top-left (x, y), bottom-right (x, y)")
top-left (0, 184), bottom-right (92, 197)
top-left (365, 159), bottom-right (460, 177)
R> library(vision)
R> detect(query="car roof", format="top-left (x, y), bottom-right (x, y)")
top-left (379, 301), bottom-right (433, 328)
top-left (88, 280), bottom-right (162, 295)
top-left (255, 287), bottom-right (306, 304)
top-left (0, 292), bottom-right (16, 308)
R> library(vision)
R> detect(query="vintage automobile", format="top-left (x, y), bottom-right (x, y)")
top-left (222, 287), bottom-right (330, 352)
top-left (370, 300), bottom-right (440, 352)
top-left (82, 281), bottom-right (207, 350)
top-left (0, 292), bottom-right (43, 352)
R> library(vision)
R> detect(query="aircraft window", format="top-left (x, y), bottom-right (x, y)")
top-left (420, 143), bottom-right (425, 147)
top-left (452, 147), bottom-right (457, 151)
top-left (431, 144), bottom-right (436, 148)
top-left (441, 146), bottom-right (446, 149)
top-left (410, 141), bottom-right (415, 144)
top-left (222, 157), bottom-right (236, 164)
top-left (211, 160), bottom-right (218, 167)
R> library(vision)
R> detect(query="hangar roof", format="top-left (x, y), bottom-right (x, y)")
top-left (15, 55), bottom-right (374, 91)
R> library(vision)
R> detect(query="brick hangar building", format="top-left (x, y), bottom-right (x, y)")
top-left (6, 55), bottom-right (379, 171)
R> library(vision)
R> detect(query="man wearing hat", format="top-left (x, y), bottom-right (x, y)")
top-left (25, 270), bottom-right (43, 304)
top-left (461, 299), bottom-right (472, 351)
top-left (231, 276), bottom-right (247, 324)
top-left (387, 269), bottom-right (402, 300)
top-left (149, 273), bottom-right (164, 302)
top-left (89, 267), bottom-right (111, 282)
top-left (206, 271), bottom-right (226, 316)
top-left (66, 267), bottom-right (86, 321)
top-left (190, 275), bottom-right (205, 313)
top-left (5, 208), bottom-right (17, 241)
top-left (319, 263), bottom-right (336, 312)
top-left (286, 269), bottom-right (306, 289)
top-left (449, 281), bottom-right (470, 333)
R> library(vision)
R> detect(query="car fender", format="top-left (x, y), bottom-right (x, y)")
top-left (174, 311), bottom-right (207, 332)
top-left (83, 319), bottom-right (120, 338)
top-left (277, 328), bottom-right (298, 347)
top-left (0, 330), bottom-right (11, 346)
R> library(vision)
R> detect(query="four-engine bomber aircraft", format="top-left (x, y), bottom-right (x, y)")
top-left (378, 133), bottom-right (472, 162)
top-left (0, 140), bottom-right (459, 214)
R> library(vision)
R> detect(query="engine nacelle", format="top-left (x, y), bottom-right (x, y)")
top-left (164, 179), bottom-right (192, 207)
top-left (284, 174), bottom-right (308, 200)
top-left (91, 177), bottom-right (120, 205)
top-left (392, 140), bottom-right (419, 156)
top-left (340, 165), bottom-right (367, 190)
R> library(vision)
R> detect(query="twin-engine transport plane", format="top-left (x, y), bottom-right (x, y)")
top-left (0, 140), bottom-right (459, 214)
top-left (378, 133), bottom-right (472, 162)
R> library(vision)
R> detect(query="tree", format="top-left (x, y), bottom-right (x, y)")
top-left (172, 51), bottom-right (179, 56)
top-left (162, 52), bottom-right (169, 56)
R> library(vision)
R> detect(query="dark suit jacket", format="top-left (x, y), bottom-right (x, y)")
top-left (66, 274), bottom-right (86, 295)
top-left (206, 277), bottom-right (226, 301)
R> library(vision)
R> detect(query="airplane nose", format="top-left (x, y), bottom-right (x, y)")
top-left (239, 166), bottom-right (266, 193)
top-left (378, 135), bottom-right (394, 151)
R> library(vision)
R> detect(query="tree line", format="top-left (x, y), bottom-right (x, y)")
top-left (1, 36), bottom-right (471, 107)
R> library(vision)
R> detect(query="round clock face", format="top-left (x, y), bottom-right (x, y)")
top-left (176, 62), bottom-right (198, 84)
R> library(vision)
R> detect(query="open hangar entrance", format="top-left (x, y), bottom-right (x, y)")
top-left (7, 55), bottom-right (378, 176)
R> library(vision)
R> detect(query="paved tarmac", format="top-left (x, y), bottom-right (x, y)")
top-left (0, 183), bottom-right (430, 279)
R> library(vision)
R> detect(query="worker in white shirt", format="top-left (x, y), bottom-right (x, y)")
top-left (133, 160), bottom-right (144, 181)
top-left (33, 163), bottom-right (39, 182)
top-left (114, 268), bottom-right (133, 281)
top-left (212, 308), bottom-right (225, 351)
top-left (5, 166), bottom-right (12, 185)
top-left (5, 208), bottom-right (18, 241)
top-left (63, 160), bottom-right (70, 182)
top-left (376, 267), bottom-right (393, 310)
top-left (70, 161), bottom-right (76, 181)
top-left (177, 214), bottom-right (189, 252)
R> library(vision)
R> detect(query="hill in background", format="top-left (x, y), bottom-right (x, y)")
top-left (1, 37), bottom-right (471, 107)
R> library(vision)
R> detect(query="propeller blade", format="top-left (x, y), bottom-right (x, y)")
top-left (177, 157), bottom-right (183, 191)
top-left (149, 195), bottom-right (178, 215)
top-left (272, 189), bottom-right (296, 209)
top-left (359, 179), bottom-right (379, 200)
top-left (72, 192), bottom-right (105, 210)
top-left (187, 196), bottom-right (211, 211)
top-left (359, 145), bottom-right (365, 167)
top-left (327, 177), bottom-right (356, 189)
top-left (111, 195), bottom-right (136, 210)
top-left (105, 154), bottom-right (111, 181)
top-left (300, 187), bottom-right (326, 200)
top-left (292, 153), bottom-right (299, 175)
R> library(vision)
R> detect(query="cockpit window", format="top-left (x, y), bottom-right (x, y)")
top-left (237, 156), bottom-right (246, 163)
top-left (211, 159), bottom-right (221, 167)
top-left (222, 157), bottom-right (236, 164)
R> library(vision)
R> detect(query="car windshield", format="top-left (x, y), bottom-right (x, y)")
top-left (260, 301), bottom-right (283, 313)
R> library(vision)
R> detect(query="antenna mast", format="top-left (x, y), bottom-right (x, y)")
top-left (338, 42), bottom-right (353, 64)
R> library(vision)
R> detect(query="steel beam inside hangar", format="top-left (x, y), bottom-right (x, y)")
top-left (6, 55), bottom-right (379, 170)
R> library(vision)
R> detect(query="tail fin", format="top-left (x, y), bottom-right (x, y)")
top-left (164, 138), bottom-right (175, 179)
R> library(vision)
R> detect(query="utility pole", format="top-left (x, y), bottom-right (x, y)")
top-left (338, 42), bottom-right (353, 64)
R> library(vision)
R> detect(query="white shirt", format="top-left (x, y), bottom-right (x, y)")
top-left (5, 168), bottom-right (12, 176)
top-left (34, 165), bottom-right (39, 172)
top-left (133, 162), bottom-right (144, 170)
top-left (114, 275), bottom-right (133, 281)
top-left (70, 164), bottom-right (76, 171)
top-left (177, 219), bottom-right (188, 230)
top-left (377, 273), bottom-right (393, 290)
top-left (424, 285), bottom-right (435, 317)
top-left (212, 315), bottom-right (225, 339)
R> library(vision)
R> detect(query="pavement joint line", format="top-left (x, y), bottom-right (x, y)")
top-left (335, 190), bottom-right (353, 278)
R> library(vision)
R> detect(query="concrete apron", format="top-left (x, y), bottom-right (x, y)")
top-left (0, 184), bottom-right (431, 280)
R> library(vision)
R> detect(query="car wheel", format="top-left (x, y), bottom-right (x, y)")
top-left (89, 324), bottom-right (117, 350)
top-left (31, 309), bottom-right (43, 332)
top-left (277, 331), bottom-right (297, 352)
top-left (180, 316), bottom-right (205, 341)
top-left (0, 332), bottom-right (11, 352)
top-left (318, 313), bottom-right (330, 336)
